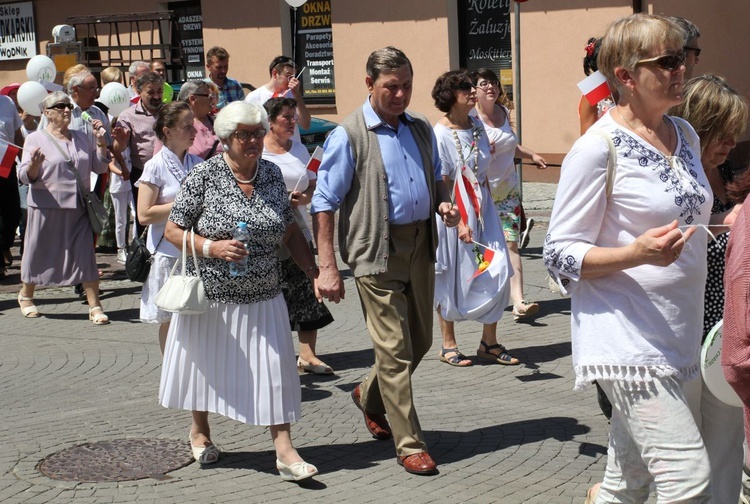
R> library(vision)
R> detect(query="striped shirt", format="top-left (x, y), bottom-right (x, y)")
top-left (115, 101), bottom-right (162, 172)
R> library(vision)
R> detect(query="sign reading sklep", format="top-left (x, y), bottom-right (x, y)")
top-left (0, 2), bottom-right (36, 60)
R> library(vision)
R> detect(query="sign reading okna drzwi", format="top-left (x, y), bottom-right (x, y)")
top-left (0, 2), bottom-right (36, 60)
top-left (295, 0), bottom-right (335, 104)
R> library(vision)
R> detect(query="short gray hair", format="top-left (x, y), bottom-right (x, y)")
top-left (129, 60), bottom-right (149, 76)
top-left (178, 80), bottom-right (210, 102)
top-left (668, 16), bottom-right (700, 44)
top-left (42, 91), bottom-right (71, 110)
top-left (67, 71), bottom-right (93, 94)
top-left (366, 46), bottom-right (413, 82)
top-left (214, 101), bottom-right (268, 141)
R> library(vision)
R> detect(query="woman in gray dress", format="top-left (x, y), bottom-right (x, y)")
top-left (17, 91), bottom-right (110, 323)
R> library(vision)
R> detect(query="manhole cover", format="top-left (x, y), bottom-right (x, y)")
top-left (39, 438), bottom-right (194, 482)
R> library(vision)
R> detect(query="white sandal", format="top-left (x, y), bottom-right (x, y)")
top-left (189, 435), bottom-right (221, 465)
top-left (88, 305), bottom-right (110, 325)
top-left (276, 458), bottom-right (318, 482)
top-left (18, 293), bottom-right (40, 318)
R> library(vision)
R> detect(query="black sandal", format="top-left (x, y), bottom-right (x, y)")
top-left (477, 341), bottom-right (520, 365)
top-left (439, 346), bottom-right (473, 367)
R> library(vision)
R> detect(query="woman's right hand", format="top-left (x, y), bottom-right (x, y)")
top-left (29, 147), bottom-right (44, 167)
top-left (631, 220), bottom-right (696, 267)
top-left (209, 239), bottom-right (249, 263)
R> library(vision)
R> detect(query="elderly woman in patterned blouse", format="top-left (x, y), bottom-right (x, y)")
top-left (544, 14), bottom-right (737, 503)
top-left (159, 101), bottom-right (319, 482)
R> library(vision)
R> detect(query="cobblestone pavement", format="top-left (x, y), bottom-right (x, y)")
top-left (0, 183), bottom-right (625, 504)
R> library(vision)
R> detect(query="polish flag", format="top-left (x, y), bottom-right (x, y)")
top-left (577, 71), bottom-right (612, 107)
top-left (468, 243), bottom-right (501, 282)
top-left (454, 164), bottom-right (483, 228)
top-left (0, 141), bottom-right (20, 178)
top-left (305, 146), bottom-right (324, 174)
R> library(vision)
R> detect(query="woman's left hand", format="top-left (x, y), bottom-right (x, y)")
top-left (532, 153), bottom-right (547, 169)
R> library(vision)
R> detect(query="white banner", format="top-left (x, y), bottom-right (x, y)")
top-left (0, 2), bottom-right (36, 60)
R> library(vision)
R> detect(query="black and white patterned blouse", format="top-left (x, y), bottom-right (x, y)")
top-left (169, 155), bottom-right (294, 305)
top-left (702, 161), bottom-right (734, 342)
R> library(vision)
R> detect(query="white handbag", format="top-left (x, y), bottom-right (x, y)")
top-left (155, 229), bottom-right (208, 314)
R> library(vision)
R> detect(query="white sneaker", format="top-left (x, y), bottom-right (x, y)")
top-left (116, 248), bottom-right (127, 265)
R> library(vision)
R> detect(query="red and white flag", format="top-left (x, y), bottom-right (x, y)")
top-left (453, 164), bottom-right (483, 229)
top-left (305, 146), bottom-right (324, 174)
top-left (0, 141), bottom-right (20, 179)
top-left (577, 70), bottom-right (612, 107)
top-left (468, 243), bottom-right (502, 282)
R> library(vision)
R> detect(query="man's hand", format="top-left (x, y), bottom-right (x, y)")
top-left (438, 202), bottom-right (461, 228)
top-left (314, 266), bottom-right (345, 303)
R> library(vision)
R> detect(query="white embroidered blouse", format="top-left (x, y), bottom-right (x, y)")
top-left (543, 111), bottom-right (712, 390)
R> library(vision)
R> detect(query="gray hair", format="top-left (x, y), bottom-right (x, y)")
top-left (178, 80), bottom-right (210, 102)
top-left (67, 71), bottom-right (93, 94)
top-left (42, 91), bottom-right (71, 110)
top-left (366, 46), bottom-right (413, 82)
top-left (214, 101), bottom-right (268, 141)
top-left (667, 16), bottom-right (700, 44)
top-left (135, 72), bottom-right (164, 92)
top-left (129, 60), bottom-right (149, 76)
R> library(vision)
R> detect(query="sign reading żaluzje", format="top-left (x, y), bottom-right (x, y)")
top-left (0, 2), bottom-right (36, 60)
top-left (458, 0), bottom-right (512, 93)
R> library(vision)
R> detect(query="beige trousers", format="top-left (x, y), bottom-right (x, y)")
top-left (355, 220), bottom-right (434, 457)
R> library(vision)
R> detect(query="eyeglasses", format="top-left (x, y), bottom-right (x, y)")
top-left (78, 86), bottom-right (100, 93)
top-left (683, 46), bottom-right (701, 57)
top-left (192, 93), bottom-right (216, 101)
top-left (456, 81), bottom-right (476, 92)
top-left (47, 103), bottom-right (74, 111)
top-left (635, 52), bottom-right (686, 72)
top-left (476, 80), bottom-right (499, 90)
top-left (232, 129), bottom-right (266, 141)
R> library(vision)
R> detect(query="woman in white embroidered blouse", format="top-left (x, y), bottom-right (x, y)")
top-left (543, 14), bottom-right (736, 503)
top-left (135, 101), bottom-right (201, 353)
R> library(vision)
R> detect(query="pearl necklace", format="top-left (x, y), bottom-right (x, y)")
top-left (225, 154), bottom-right (259, 184)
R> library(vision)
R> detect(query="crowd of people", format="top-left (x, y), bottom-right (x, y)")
top-left (0, 10), bottom-right (749, 499)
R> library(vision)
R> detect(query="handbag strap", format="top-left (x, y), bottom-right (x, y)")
top-left (589, 129), bottom-right (617, 198)
top-left (41, 129), bottom-right (87, 200)
top-left (178, 229), bottom-right (202, 279)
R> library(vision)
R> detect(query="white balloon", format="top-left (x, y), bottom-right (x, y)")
top-left (99, 82), bottom-right (131, 117)
top-left (17, 81), bottom-right (48, 115)
top-left (26, 55), bottom-right (57, 83)
top-left (285, 0), bottom-right (307, 7)
top-left (701, 320), bottom-right (743, 408)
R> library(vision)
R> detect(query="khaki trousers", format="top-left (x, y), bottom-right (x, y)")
top-left (355, 220), bottom-right (434, 456)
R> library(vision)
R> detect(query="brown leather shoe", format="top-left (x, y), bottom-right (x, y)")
top-left (351, 384), bottom-right (392, 440)
top-left (397, 452), bottom-right (438, 475)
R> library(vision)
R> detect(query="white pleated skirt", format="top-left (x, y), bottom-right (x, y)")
top-left (158, 294), bottom-right (301, 426)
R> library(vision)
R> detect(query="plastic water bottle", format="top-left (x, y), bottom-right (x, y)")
top-left (229, 222), bottom-right (250, 277)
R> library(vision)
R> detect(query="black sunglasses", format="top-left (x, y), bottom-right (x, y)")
top-left (47, 103), bottom-right (74, 111)
top-left (683, 46), bottom-right (701, 57)
top-left (456, 81), bottom-right (476, 91)
top-left (635, 52), bottom-right (686, 72)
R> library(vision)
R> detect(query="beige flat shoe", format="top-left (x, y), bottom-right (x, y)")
top-left (189, 435), bottom-right (221, 465)
top-left (513, 301), bottom-right (540, 321)
top-left (297, 356), bottom-right (333, 375)
top-left (276, 458), bottom-right (318, 482)
top-left (88, 305), bottom-right (110, 325)
top-left (18, 293), bottom-right (40, 318)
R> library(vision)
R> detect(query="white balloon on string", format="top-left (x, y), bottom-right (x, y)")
top-left (17, 81), bottom-right (48, 115)
top-left (285, 0), bottom-right (307, 7)
top-left (26, 55), bottom-right (57, 83)
top-left (99, 82), bottom-right (131, 117)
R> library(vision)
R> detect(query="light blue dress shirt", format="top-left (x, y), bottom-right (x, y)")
top-left (311, 97), bottom-right (441, 224)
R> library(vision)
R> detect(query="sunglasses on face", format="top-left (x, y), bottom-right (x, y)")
top-left (456, 81), bottom-right (476, 92)
top-left (232, 129), bottom-right (266, 141)
top-left (683, 46), bottom-right (701, 57)
top-left (635, 52), bottom-right (686, 72)
top-left (47, 103), bottom-right (74, 111)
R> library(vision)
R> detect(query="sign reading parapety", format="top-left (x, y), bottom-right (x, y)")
top-left (0, 2), bottom-right (36, 60)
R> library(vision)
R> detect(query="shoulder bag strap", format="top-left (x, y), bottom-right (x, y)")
top-left (588, 129), bottom-right (617, 198)
top-left (41, 129), bottom-right (87, 202)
